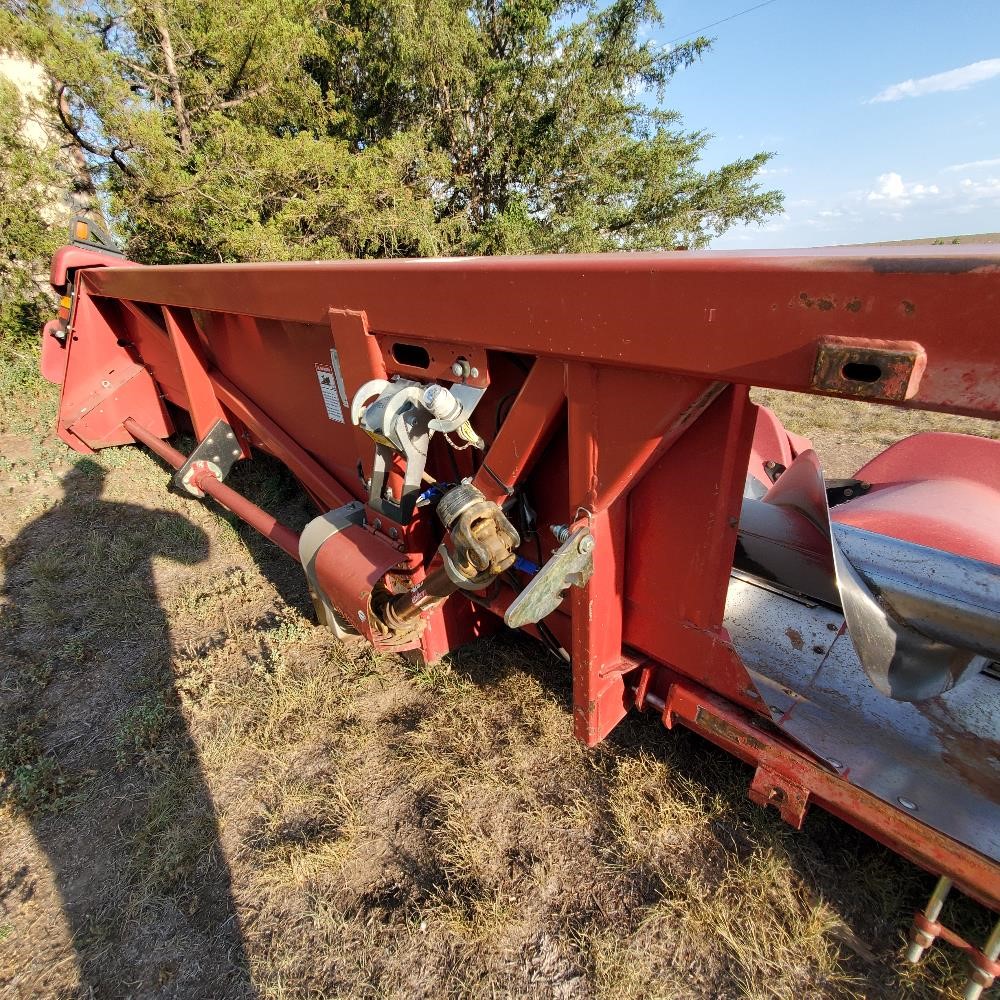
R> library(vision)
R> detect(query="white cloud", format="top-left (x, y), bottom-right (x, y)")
top-left (866, 172), bottom-right (940, 204)
top-left (868, 58), bottom-right (1000, 103)
top-left (943, 156), bottom-right (1000, 172)
top-left (959, 176), bottom-right (1000, 197)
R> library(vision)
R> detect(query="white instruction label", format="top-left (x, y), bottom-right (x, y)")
top-left (316, 364), bottom-right (345, 423)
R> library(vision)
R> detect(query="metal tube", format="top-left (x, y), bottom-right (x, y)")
top-left (964, 917), bottom-right (1000, 1000)
top-left (123, 417), bottom-right (301, 561)
top-left (383, 564), bottom-right (458, 627)
top-left (123, 416), bottom-right (188, 468)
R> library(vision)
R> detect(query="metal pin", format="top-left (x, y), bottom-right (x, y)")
top-left (906, 876), bottom-right (952, 964)
top-left (963, 916), bottom-right (1000, 1000)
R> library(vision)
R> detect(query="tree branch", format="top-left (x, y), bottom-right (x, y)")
top-left (56, 84), bottom-right (137, 178)
top-left (150, 0), bottom-right (192, 153)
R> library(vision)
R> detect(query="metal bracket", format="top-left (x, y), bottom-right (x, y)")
top-left (749, 763), bottom-right (810, 829)
top-left (505, 526), bottom-right (594, 628)
top-left (825, 477), bottom-right (870, 507)
top-left (298, 500), bottom-right (366, 638)
top-left (812, 337), bottom-right (926, 402)
top-left (352, 378), bottom-right (486, 524)
top-left (174, 419), bottom-right (241, 497)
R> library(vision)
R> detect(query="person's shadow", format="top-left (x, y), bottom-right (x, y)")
top-left (0, 458), bottom-right (257, 999)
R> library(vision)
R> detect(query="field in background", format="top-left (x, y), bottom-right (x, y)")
top-left (0, 352), bottom-right (995, 999)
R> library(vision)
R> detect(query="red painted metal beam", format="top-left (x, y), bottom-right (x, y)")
top-left (162, 305), bottom-right (229, 441)
top-left (81, 247), bottom-right (1000, 416)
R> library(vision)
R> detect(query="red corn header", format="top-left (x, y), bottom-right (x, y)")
top-left (42, 221), bottom-right (1000, 993)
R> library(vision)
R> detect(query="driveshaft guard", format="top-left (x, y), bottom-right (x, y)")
top-left (301, 502), bottom-right (414, 648)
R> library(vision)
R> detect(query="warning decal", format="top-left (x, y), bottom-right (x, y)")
top-left (316, 364), bottom-right (345, 423)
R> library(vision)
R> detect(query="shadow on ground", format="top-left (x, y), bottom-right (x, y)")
top-left (0, 443), bottom-right (991, 999)
top-left (0, 459), bottom-right (257, 999)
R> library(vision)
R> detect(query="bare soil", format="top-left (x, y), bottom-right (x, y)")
top-left (0, 388), bottom-right (995, 999)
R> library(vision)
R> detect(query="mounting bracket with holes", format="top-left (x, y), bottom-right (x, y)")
top-left (174, 419), bottom-right (242, 497)
top-left (812, 337), bottom-right (927, 402)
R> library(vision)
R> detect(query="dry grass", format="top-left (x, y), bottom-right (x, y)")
top-left (0, 375), bottom-right (996, 999)
top-left (751, 389), bottom-right (1000, 478)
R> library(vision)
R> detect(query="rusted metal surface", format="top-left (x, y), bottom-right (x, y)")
top-left (811, 336), bottom-right (926, 401)
top-left (725, 574), bottom-right (1000, 862)
top-left (749, 762), bottom-right (810, 830)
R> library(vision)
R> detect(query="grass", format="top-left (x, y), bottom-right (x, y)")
top-left (0, 356), bottom-right (996, 998)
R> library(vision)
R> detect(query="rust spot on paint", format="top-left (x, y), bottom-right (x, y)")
top-left (817, 298), bottom-right (834, 311)
top-left (786, 627), bottom-right (804, 651)
top-left (812, 336), bottom-right (927, 401)
top-left (846, 298), bottom-right (863, 313)
top-left (901, 299), bottom-right (916, 316)
top-left (695, 707), bottom-right (767, 752)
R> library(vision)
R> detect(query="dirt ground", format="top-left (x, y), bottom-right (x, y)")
top-left (0, 374), bottom-right (997, 999)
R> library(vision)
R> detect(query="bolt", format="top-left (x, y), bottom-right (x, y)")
top-left (898, 796), bottom-right (918, 811)
top-left (843, 488), bottom-right (854, 498)
top-left (373, 518), bottom-right (382, 531)
top-left (743, 688), bottom-right (761, 701)
top-left (212, 455), bottom-right (220, 462)
top-left (357, 610), bottom-right (367, 622)
top-left (860, 481), bottom-right (870, 490)
top-left (390, 527), bottom-right (399, 540)
top-left (101, 379), bottom-right (112, 388)
top-left (551, 524), bottom-right (570, 544)
top-left (827, 758), bottom-right (843, 770)
top-left (227, 431), bottom-right (235, 439)
top-left (765, 460), bottom-right (775, 469)
top-left (470, 367), bottom-right (480, 378)
top-left (578, 534), bottom-right (595, 554)
top-left (231, 448), bottom-right (240, 457)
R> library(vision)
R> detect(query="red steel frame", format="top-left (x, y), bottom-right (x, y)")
top-left (46, 244), bottom-right (1000, 912)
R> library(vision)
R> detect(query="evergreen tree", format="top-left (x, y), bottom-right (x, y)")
top-left (6, 0), bottom-right (782, 263)
top-left (0, 66), bottom-right (62, 342)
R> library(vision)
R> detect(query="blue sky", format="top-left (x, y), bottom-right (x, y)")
top-left (652, 0), bottom-right (1000, 247)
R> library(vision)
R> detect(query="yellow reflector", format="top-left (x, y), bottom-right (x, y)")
top-left (60, 295), bottom-right (72, 309)
top-left (74, 220), bottom-right (89, 241)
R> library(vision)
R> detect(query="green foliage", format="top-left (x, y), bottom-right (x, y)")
top-left (114, 692), bottom-right (172, 767)
top-left (0, 719), bottom-right (66, 813)
top-left (7, 0), bottom-right (781, 264)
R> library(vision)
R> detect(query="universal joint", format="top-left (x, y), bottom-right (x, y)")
top-left (437, 483), bottom-right (520, 589)
top-left (379, 483), bottom-right (520, 632)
